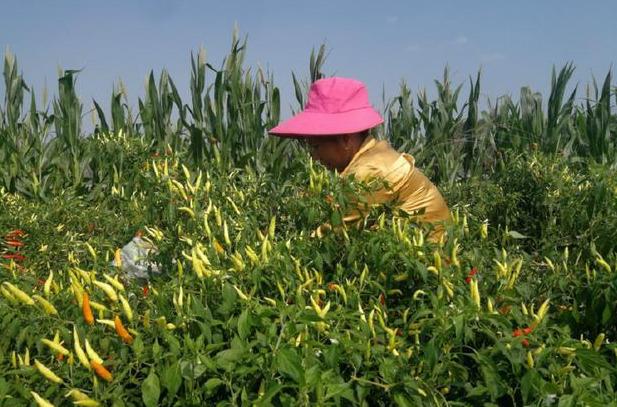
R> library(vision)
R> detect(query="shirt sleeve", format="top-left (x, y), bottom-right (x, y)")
top-left (342, 155), bottom-right (412, 223)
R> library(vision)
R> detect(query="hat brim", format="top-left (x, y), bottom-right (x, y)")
top-left (268, 107), bottom-right (384, 138)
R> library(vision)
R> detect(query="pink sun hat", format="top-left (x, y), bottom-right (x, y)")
top-left (269, 77), bottom-right (384, 137)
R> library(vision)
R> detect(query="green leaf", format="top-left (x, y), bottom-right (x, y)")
top-left (180, 359), bottom-right (208, 379)
top-left (276, 347), bottom-right (304, 384)
top-left (601, 304), bottom-right (611, 324)
top-left (393, 392), bottom-right (414, 407)
top-left (254, 383), bottom-right (285, 406)
top-left (215, 347), bottom-right (245, 371)
top-left (575, 348), bottom-right (615, 373)
top-left (142, 370), bottom-right (161, 407)
top-left (558, 394), bottom-right (575, 407)
top-left (132, 336), bottom-right (144, 357)
top-left (453, 315), bottom-right (464, 339)
top-left (324, 382), bottom-right (354, 401)
top-left (520, 369), bottom-right (542, 404)
top-left (237, 309), bottom-right (251, 339)
top-left (161, 362), bottom-right (182, 399)
top-left (152, 339), bottom-right (161, 358)
top-left (204, 377), bottom-right (225, 394)
top-left (507, 230), bottom-right (527, 239)
top-left (0, 378), bottom-right (8, 399)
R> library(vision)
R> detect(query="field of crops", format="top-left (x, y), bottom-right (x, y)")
top-left (1, 35), bottom-right (617, 406)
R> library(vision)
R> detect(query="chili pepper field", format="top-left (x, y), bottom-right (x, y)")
top-left (1, 37), bottom-right (617, 406)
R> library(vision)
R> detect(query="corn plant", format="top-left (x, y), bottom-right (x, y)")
top-left (52, 69), bottom-right (90, 191)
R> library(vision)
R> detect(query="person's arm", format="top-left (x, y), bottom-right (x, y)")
top-left (312, 165), bottom-right (400, 237)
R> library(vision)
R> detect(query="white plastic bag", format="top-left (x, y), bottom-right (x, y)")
top-left (115, 236), bottom-right (161, 280)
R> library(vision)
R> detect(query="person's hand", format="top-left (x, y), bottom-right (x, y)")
top-left (310, 223), bottom-right (332, 238)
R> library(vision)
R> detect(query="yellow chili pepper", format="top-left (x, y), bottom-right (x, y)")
top-left (103, 274), bottom-right (125, 292)
top-left (84, 242), bottom-right (97, 260)
top-left (85, 339), bottom-right (103, 364)
top-left (3, 282), bottom-right (34, 305)
top-left (41, 338), bottom-right (69, 356)
top-left (593, 333), bottom-right (605, 351)
top-left (43, 270), bottom-right (54, 297)
top-left (32, 295), bottom-right (59, 316)
top-left (119, 294), bottom-right (133, 322)
top-left (65, 389), bottom-right (92, 403)
top-left (526, 351), bottom-right (534, 368)
top-left (73, 327), bottom-right (90, 370)
top-left (93, 281), bottom-right (118, 302)
top-left (34, 359), bottom-right (63, 384)
top-left (30, 391), bottom-right (55, 407)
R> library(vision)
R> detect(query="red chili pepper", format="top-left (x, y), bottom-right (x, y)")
top-left (512, 328), bottom-right (523, 337)
top-left (5, 229), bottom-right (25, 239)
top-left (465, 267), bottom-right (478, 284)
top-left (1, 253), bottom-right (25, 262)
top-left (379, 293), bottom-right (385, 306)
top-left (5, 240), bottom-right (24, 247)
top-left (521, 339), bottom-right (529, 347)
top-left (523, 327), bottom-right (533, 335)
top-left (142, 285), bottom-right (149, 297)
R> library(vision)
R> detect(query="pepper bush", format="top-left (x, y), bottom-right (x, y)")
top-left (1, 148), bottom-right (616, 406)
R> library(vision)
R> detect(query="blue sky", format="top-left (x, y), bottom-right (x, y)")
top-left (1, 1), bottom-right (616, 127)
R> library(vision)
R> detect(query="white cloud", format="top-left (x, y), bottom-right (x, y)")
top-left (453, 35), bottom-right (468, 45)
top-left (405, 44), bottom-right (421, 52)
top-left (481, 52), bottom-right (506, 63)
top-left (386, 16), bottom-right (398, 24)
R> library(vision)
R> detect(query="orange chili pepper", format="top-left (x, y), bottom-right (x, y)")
top-left (82, 293), bottom-right (94, 325)
top-left (114, 315), bottom-right (133, 344)
top-left (91, 360), bottom-right (112, 382)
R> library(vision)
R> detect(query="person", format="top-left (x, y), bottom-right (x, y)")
top-left (268, 77), bottom-right (450, 241)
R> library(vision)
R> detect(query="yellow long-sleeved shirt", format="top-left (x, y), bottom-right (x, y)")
top-left (339, 136), bottom-right (450, 238)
